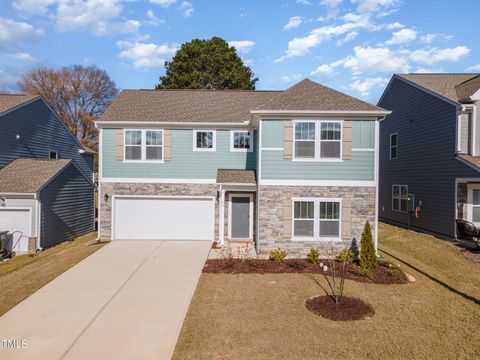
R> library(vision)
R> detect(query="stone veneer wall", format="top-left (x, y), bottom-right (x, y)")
top-left (99, 182), bottom-right (218, 241)
top-left (257, 185), bottom-right (376, 256)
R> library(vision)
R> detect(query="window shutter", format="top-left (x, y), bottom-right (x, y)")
top-left (283, 199), bottom-right (292, 238)
top-left (342, 121), bottom-right (352, 160)
top-left (284, 121), bottom-right (293, 159)
top-left (164, 129), bottom-right (171, 161)
top-left (115, 129), bottom-right (124, 161)
top-left (341, 200), bottom-right (351, 240)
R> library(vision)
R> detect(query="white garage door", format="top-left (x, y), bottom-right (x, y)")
top-left (0, 208), bottom-right (32, 252)
top-left (113, 196), bottom-right (214, 241)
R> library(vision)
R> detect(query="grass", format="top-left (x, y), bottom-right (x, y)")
top-left (173, 223), bottom-right (480, 359)
top-left (0, 232), bottom-right (105, 316)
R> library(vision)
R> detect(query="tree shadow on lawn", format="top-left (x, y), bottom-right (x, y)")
top-left (379, 248), bottom-right (480, 306)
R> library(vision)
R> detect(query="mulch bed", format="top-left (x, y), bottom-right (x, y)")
top-left (305, 295), bottom-right (374, 321)
top-left (203, 259), bottom-right (409, 285)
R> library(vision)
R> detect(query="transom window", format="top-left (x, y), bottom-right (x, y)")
top-left (392, 185), bottom-right (408, 212)
top-left (390, 133), bottom-right (397, 159)
top-left (125, 129), bottom-right (163, 161)
top-left (293, 199), bottom-right (341, 240)
top-left (294, 121), bottom-right (342, 160)
top-left (194, 130), bottom-right (216, 151)
top-left (231, 130), bottom-right (253, 152)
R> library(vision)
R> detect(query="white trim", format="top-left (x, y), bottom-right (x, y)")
top-left (352, 148), bottom-right (375, 152)
top-left (96, 121), bottom-right (250, 127)
top-left (98, 128), bottom-right (103, 241)
top-left (36, 199), bottom-right (41, 250)
top-left (471, 89), bottom-right (480, 101)
top-left (217, 183), bottom-right (257, 189)
top-left (467, 184), bottom-right (480, 226)
top-left (456, 113), bottom-right (462, 153)
top-left (229, 130), bottom-right (254, 152)
top-left (473, 104), bottom-right (478, 156)
top-left (261, 147), bottom-right (284, 151)
top-left (100, 177), bottom-right (216, 184)
top-left (123, 128), bottom-right (165, 163)
top-left (389, 133), bottom-right (397, 159)
top-left (374, 120), bottom-right (379, 253)
top-left (291, 197), bottom-right (342, 242)
top-left (257, 120), bottom-right (262, 254)
top-left (219, 186), bottom-right (225, 244)
top-left (193, 129), bottom-right (217, 152)
top-left (292, 119), bottom-right (343, 161)
top-left (228, 193), bottom-right (253, 240)
top-left (456, 155), bottom-right (480, 172)
top-left (111, 194), bottom-right (216, 241)
top-left (258, 179), bottom-right (376, 187)
top-left (0, 193), bottom-right (36, 198)
top-left (250, 110), bottom-right (390, 116)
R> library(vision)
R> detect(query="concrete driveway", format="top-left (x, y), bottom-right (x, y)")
top-left (0, 240), bottom-right (211, 360)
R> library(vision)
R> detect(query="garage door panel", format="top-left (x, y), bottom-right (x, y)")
top-left (0, 208), bottom-right (32, 252)
top-left (113, 197), bottom-right (214, 241)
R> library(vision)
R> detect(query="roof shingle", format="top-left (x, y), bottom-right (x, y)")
top-left (216, 169), bottom-right (256, 184)
top-left (0, 159), bottom-right (71, 193)
top-left (0, 94), bottom-right (38, 114)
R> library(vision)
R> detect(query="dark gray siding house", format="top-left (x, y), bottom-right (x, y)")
top-left (378, 74), bottom-right (480, 238)
top-left (0, 94), bottom-right (95, 251)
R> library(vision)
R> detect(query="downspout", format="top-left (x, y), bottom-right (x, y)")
top-left (218, 184), bottom-right (225, 245)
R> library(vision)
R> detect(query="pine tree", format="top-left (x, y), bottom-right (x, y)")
top-left (359, 221), bottom-right (378, 269)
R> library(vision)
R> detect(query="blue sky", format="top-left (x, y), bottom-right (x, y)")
top-left (1, 0), bottom-right (479, 102)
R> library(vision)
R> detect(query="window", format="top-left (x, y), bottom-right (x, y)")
top-left (472, 189), bottom-right (480, 224)
top-left (231, 130), bottom-right (253, 152)
top-left (390, 133), bottom-right (397, 159)
top-left (124, 129), bottom-right (163, 161)
top-left (294, 121), bottom-right (342, 160)
top-left (392, 185), bottom-right (408, 212)
top-left (49, 150), bottom-right (58, 159)
top-left (293, 198), bottom-right (341, 240)
top-left (194, 130), bottom-right (215, 151)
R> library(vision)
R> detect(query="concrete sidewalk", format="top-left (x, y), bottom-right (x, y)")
top-left (0, 240), bottom-right (211, 360)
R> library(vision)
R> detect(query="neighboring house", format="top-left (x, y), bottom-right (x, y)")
top-left (0, 94), bottom-right (96, 251)
top-left (96, 79), bottom-right (389, 255)
top-left (378, 73), bottom-right (480, 238)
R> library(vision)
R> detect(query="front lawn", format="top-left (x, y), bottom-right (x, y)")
top-left (173, 223), bottom-right (480, 359)
top-left (0, 232), bottom-right (105, 316)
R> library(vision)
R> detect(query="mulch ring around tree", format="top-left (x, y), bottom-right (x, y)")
top-left (203, 259), bottom-right (409, 285)
top-left (305, 295), bottom-right (375, 321)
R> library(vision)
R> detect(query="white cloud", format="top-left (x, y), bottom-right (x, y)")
top-left (339, 46), bottom-right (411, 74)
top-left (386, 28), bottom-right (417, 45)
top-left (387, 22), bottom-right (404, 30)
top-left (296, 0), bottom-right (312, 5)
top-left (420, 33), bottom-right (436, 43)
top-left (349, 76), bottom-right (389, 96)
top-left (117, 40), bottom-right (177, 68)
top-left (467, 64), bottom-right (480, 72)
top-left (0, 17), bottom-right (44, 48)
top-left (284, 16), bottom-right (304, 31)
top-left (12, 0), bottom-right (56, 16)
top-left (146, 9), bottom-right (164, 26)
top-left (317, 0), bottom-right (343, 20)
top-left (310, 63), bottom-right (337, 76)
top-left (228, 40), bottom-right (255, 53)
top-left (181, 1), bottom-right (193, 17)
top-left (150, 0), bottom-right (177, 6)
top-left (281, 74), bottom-right (303, 83)
top-left (55, 0), bottom-right (140, 36)
top-left (409, 46), bottom-right (470, 65)
top-left (337, 31), bottom-right (358, 46)
top-left (414, 67), bottom-right (440, 73)
top-left (352, 0), bottom-right (401, 16)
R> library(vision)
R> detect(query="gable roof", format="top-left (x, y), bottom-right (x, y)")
top-left (0, 159), bottom-right (71, 193)
top-left (216, 169), bottom-right (256, 184)
top-left (455, 75), bottom-right (480, 103)
top-left (99, 79), bottom-right (386, 124)
top-left (0, 94), bottom-right (39, 114)
top-left (396, 74), bottom-right (480, 103)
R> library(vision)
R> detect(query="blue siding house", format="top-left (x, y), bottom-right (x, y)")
top-left (0, 94), bottom-right (95, 252)
top-left (378, 73), bottom-right (480, 238)
top-left (96, 79), bottom-right (389, 255)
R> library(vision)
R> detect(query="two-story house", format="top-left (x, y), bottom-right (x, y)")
top-left (0, 94), bottom-right (96, 252)
top-left (378, 73), bottom-right (480, 238)
top-left (96, 79), bottom-right (389, 255)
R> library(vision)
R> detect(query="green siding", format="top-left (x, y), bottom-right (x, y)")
top-left (261, 151), bottom-right (374, 180)
top-left (102, 128), bottom-right (256, 179)
top-left (261, 120), bottom-right (284, 148)
top-left (353, 121), bottom-right (375, 149)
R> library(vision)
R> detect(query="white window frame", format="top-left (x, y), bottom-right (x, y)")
top-left (230, 130), bottom-right (254, 152)
top-left (49, 150), bottom-right (58, 159)
top-left (124, 129), bottom-right (164, 163)
top-left (292, 120), bottom-right (343, 162)
top-left (291, 197), bottom-right (342, 241)
top-left (392, 184), bottom-right (408, 212)
top-left (467, 184), bottom-right (480, 226)
top-left (390, 133), bottom-right (398, 160)
top-left (193, 129), bottom-right (216, 152)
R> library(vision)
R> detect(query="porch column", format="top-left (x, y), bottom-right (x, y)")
top-left (219, 187), bottom-right (225, 244)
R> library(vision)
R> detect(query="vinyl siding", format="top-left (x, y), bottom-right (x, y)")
top-left (39, 163), bottom-right (95, 248)
top-left (102, 128), bottom-right (257, 179)
top-left (378, 77), bottom-right (480, 237)
top-left (260, 119), bottom-right (375, 180)
top-left (0, 98), bottom-right (93, 178)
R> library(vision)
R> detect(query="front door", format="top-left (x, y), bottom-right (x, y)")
top-left (230, 195), bottom-right (252, 239)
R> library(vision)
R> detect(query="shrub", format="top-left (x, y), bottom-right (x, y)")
top-left (336, 248), bottom-right (354, 262)
top-left (269, 248), bottom-right (288, 262)
top-left (307, 248), bottom-right (321, 264)
top-left (359, 221), bottom-right (378, 270)
top-left (355, 265), bottom-right (372, 279)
